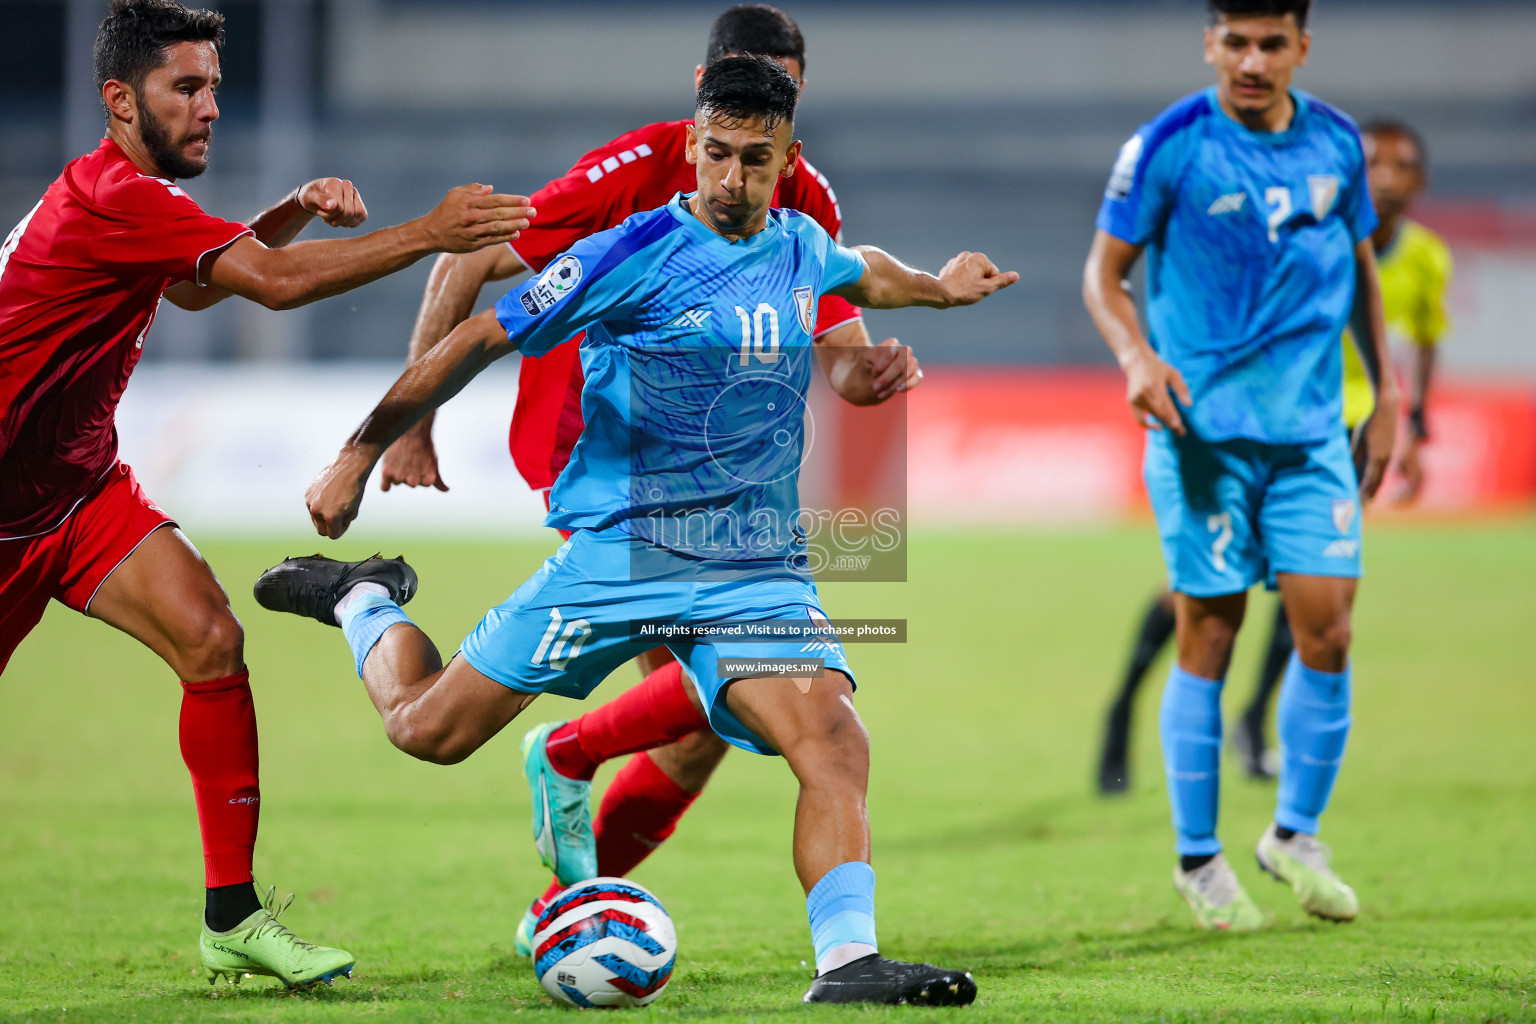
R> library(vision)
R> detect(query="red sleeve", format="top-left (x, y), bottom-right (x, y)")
top-left (509, 121), bottom-right (688, 274)
top-left (784, 156), bottom-right (863, 338)
top-left (91, 174), bottom-right (251, 285)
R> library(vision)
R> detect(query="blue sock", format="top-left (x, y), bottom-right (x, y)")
top-left (339, 593), bottom-right (413, 678)
top-left (1160, 665), bottom-right (1224, 856)
top-left (1276, 653), bottom-right (1351, 834)
top-left (806, 862), bottom-right (877, 971)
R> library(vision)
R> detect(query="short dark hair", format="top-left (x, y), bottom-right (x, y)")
top-left (1208, 0), bottom-right (1311, 31)
top-left (1362, 118), bottom-right (1428, 170)
top-left (94, 0), bottom-right (224, 96)
top-left (696, 54), bottom-right (800, 133)
top-left (706, 4), bottom-right (806, 75)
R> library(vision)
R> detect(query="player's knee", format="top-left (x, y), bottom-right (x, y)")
top-left (1296, 615), bottom-right (1352, 666)
top-left (173, 607), bottom-right (245, 681)
top-left (671, 728), bottom-right (730, 767)
top-left (386, 715), bottom-right (474, 766)
top-left (780, 701), bottom-right (869, 788)
top-left (650, 729), bottom-right (730, 791)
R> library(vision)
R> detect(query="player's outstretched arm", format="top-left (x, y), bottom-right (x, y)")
top-left (1349, 239), bottom-right (1400, 501)
top-left (306, 308), bottom-right (517, 538)
top-left (165, 177), bottom-right (372, 311)
top-left (814, 321), bottom-right (924, 405)
top-left (1083, 229), bottom-right (1192, 436)
top-left (198, 184), bottom-right (534, 312)
top-left (833, 247), bottom-right (1017, 310)
top-left (379, 244), bottom-right (530, 492)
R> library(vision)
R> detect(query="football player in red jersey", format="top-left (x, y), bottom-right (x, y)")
top-left (0, 0), bottom-right (532, 986)
top-left (376, 4), bottom-right (922, 951)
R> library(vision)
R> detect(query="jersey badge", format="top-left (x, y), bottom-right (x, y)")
top-left (521, 254), bottom-right (583, 316)
top-left (1207, 192), bottom-right (1248, 216)
top-left (793, 286), bottom-right (815, 335)
top-left (1105, 135), bottom-right (1144, 200)
top-left (1331, 498), bottom-right (1357, 534)
top-left (1309, 175), bottom-right (1340, 220)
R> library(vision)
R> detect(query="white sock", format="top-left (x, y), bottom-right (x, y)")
top-left (817, 941), bottom-right (878, 975)
top-left (334, 581), bottom-right (389, 620)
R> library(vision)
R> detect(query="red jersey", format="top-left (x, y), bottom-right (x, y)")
top-left (0, 139), bottom-right (250, 538)
top-left (506, 119), bottom-right (863, 492)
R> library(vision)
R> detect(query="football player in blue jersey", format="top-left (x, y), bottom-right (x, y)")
top-left (1082, 0), bottom-right (1398, 931)
top-left (256, 56), bottom-right (1013, 1005)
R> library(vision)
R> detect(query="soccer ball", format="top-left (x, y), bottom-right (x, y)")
top-left (529, 877), bottom-right (677, 1008)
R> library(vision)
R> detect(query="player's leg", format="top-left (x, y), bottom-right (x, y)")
top-left (1162, 590), bottom-right (1267, 930)
top-left (1257, 572), bottom-right (1359, 920)
top-left (87, 524), bottom-right (354, 986)
top-left (1098, 588), bottom-right (1177, 794)
top-left (255, 553), bottom-right (536, 764)
top-left (1249, 430), bottom-right (1363, 921)
top-left (1143, 432), bottom-right (1267, 930)
top-left (722, 670), bottom-right (975, 1005)
top-left (1233, 598), bottom-right (1291, 780)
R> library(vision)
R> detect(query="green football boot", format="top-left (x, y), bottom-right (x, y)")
top-left (1256, 824), bottom-right (1359, 922)
top-left (1172, 853), bottom-right (1267, 932)
top-left (521, 722), bottom-right (597, 886)
top-left (514, 899), bottom-right (541, 958)
top-left (200, 884), bottom-right (355, 988)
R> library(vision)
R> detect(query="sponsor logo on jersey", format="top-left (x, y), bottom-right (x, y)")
top-left (1331, 498), bottom-right (1357, 534)
top-left (793, 286), bottom-right (815, 335)
top-left (1323, 539), bottom-right (1359, 559)
top-left (1309, 175), bottom-right (1340, 220)
top-left (521, 255), bottom-right (583, 316)
top-left (1207, 192), bottom-right (1248, 216)
top-left (666, 308), bottom-right (714, 329)
top-left (1106, 135), bottom-right (1144, 200)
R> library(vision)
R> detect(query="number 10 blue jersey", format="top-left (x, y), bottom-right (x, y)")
top-left (493, 193), bottom-right (867, 563)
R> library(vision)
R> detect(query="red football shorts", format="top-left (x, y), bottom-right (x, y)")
top-left (0, 462), bottom-right (175, 674)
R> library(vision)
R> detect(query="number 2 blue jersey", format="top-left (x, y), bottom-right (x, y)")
top-left (492, 193), bottom-right (867, 562)
top-left (1096, 88), bottom-right (1378, 444)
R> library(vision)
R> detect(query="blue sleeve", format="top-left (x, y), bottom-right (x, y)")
top-left (1338, 129), bottom-right (1379, 244)
top-left (824, 241), bottom-right (867, 293)
top-left (492, 219), bottom-right (667, 357)
top-left (786, 210), bottom-right (867, 294)
top-left (1095, 124), bottom-right (1187, 246)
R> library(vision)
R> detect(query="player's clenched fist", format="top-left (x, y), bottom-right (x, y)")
top-left (424, 184), bottom-right (536, 253)
top-left (380, 422), bottom-right (449, 493)
top-left (305, 451), bottom-right (372, 539)
top-left (297, 177), bottom-right (368, 228)
top-left (938, 251), bottom-right (1019, 306)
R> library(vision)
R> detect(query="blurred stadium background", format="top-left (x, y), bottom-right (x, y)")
top-left (2, 0), bottom-right (1533, 532)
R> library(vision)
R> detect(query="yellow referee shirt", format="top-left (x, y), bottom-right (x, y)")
top-left (1342, 219), bottom-right (1453, 427)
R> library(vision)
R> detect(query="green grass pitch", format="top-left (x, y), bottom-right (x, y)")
top-left (2, 522), bottom-right (1534, 1022)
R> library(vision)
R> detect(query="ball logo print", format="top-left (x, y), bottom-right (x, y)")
top-left (544, 255), bottom-right (583, 296)
top-left (520, 256), bottom-right (583, 316)
top-left (530, 878), bottom-right (677, 1008)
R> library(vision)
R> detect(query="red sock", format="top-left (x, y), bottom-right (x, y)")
top-left (594, 750), bottom-right (698, 876)
top-left (179, 671), bottom-right (260, 888)
top-left (544, 660), bottom-right (708, 780)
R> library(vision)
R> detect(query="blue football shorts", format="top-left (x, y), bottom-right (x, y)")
top-left (1144, 426), bottom-right (1363, 598)
top-left (458, 526), bottom-right (853, 755)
